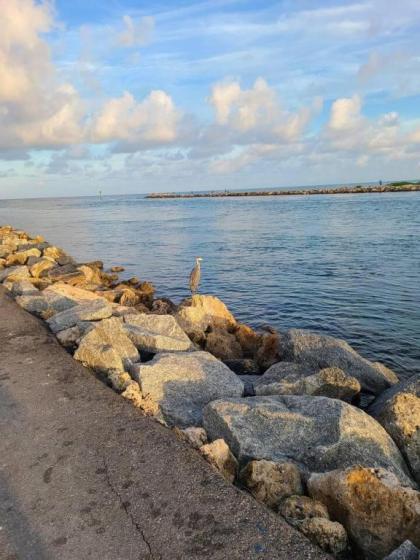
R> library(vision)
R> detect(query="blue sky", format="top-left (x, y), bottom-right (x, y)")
top-left (1, 0), bottom-right (420, 198)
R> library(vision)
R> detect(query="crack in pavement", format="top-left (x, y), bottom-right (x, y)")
top-left (101, 456), bottom-right (159, 560)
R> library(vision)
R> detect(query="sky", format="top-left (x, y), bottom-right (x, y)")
top-left (1, 0), bottom-right (420, 198)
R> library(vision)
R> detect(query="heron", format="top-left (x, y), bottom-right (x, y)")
top-left (189, 257), bottom-right (203, 295)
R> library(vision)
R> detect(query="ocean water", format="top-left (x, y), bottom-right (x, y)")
top-left (1, 192), bottom-right (419, 380)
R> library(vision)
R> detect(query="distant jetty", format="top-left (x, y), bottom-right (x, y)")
top-left (147, 182), bottom-right (420, 199)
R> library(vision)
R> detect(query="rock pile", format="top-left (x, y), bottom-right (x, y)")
top-left (1, 224), bottom-right (419, 560)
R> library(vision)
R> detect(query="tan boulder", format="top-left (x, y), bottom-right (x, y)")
top-left (176, 295), bottom-right (237, 341)
top-left (108, 371), bottom-right (133, 392)
top-left (200, 439), bottom-right (238, 483)
top-left (239, 460), bottom-right (303, 509)
top-left (377, 393), bottom-right (420, 485)
top-left (279, 495), bottom-right (330, 526)
top-left (234, 323), bottom-right (261, 358)
top-left (300, 517), bottom-right (348, 555)
top-left (205, 327), bottom-right (243, 361)
top-left (308, 466), bottom-right (420, 560)
top-left (30, 258), bottom-right (56, 278)
top-left (6, 248), bottom-right (41, 266)
top-left (177, 427), bottom-right (208, 449)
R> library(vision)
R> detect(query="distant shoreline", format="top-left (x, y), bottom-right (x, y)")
top-left (147, 183), bottom-right (420, 199)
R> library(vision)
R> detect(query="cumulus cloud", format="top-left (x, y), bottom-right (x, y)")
top-left (118, 15), bottom-right (155, 47)
top-left (0, 0), bottom-right (86, 149)
top-left (209, 78), bottom-right (320, 142)
top-left (91, 90), bottom-right (180, 148)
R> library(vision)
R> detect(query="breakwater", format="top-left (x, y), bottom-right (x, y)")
top-left (147, 183), bottom-right (420, 199)
top-left (1, 224), bottom-right (419, 560)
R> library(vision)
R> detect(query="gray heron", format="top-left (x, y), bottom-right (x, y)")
top-left (189, 257), bottom-right (203, 294)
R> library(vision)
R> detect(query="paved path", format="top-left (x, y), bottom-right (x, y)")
top-left (0, 287), bottom-right (328, 560)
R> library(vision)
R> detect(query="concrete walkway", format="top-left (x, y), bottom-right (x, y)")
top-left (0, 287), bottom-right (328, 560)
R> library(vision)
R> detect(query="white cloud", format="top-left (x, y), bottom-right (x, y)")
top-left (209, 78), bottom-right (320, 142)
top-left (91, 90), bottom-right (180, 147)
top-left (118, 15), bottom-right (155, 47)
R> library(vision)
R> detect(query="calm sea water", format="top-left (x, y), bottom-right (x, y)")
top-left (1, 192), bottom-right (419, 379)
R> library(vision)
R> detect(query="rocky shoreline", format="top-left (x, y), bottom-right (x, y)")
top-left (146, 183), bottom-right (420, 199)
top-left (1, 224), bottom-right (419, 560)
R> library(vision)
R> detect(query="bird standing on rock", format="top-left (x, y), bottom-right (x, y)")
top-left (189, 257), bottom-right (203, 295)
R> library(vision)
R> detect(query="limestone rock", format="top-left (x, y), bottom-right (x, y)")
top-left (134, 351), bottom-right (243, 427)
top-left (111, 304), bottom-right (140, 318)
top-left (205, 328), bottom-right (243, 361)
top-left (239, 460), bottom-right (303, 509)
top-left (0, 265), bottom-right (30, 282)
top-left (30, 258), bottom-right (56, 278)
top-left (300, 518), bottom-right (348, 555)
top-left (279, 495), bottom-right (330, 525)
top-left (47, 300), bottom-right (113, 333)
top-left (178, 427), bottom-right (208, 449)
top-left (121, 381), bottom-right (146, 409)
top-left (48, 264), bottom-right (86, 285)
top-left (74, 317), bottom-right (139, 373)
top-left (56, 326), bottom-right (83, 349)
top-left (176, 295), bottom-right (237, 339)
top-left (10, 280), bottom-right (39, 297)
top-left (108, 371), bottom-right (133, 392)
top-left (384, 541), bottom-right (420, 560)
top-left (203, 395), bottom-right (413, 485)
top-left (376, 392), bottom-right (420, 485)
top-left (43, 282), bottom-right (107, 312)
top-left (283, 329), bottom-right (399, 395)
top-left (369, 373), bottom-right (419, 417)
top-left (5, 248), bottom-right (41, 266)
top-left (200, 439), bottom-right (238, 483)
top-left (123, 314), bottom-right (193, 353)
top-left (254, 363), bottom-right (360, 401)
top-left (308, 467), bottom-right (420, 560)
top-left (15, 294), bottom-right (50, 315)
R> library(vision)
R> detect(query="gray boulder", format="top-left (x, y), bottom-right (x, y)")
top-left (283, 329), bottom-right (398, 395)
top-left (254, 362), bottom-right (360, 401)
top-left (123, 314), bottom-right (193, 353)
top-left (10, 280), bottom-right (39, 297)
top-left (0, 265), bottom-right (30, 282)
top-left (133, 351), bottom-right (244, 427)
top-left (384, 541), bottom-right (419, 560)
top-left (47, 300), bottom-right (112, 333)
top-left (203, 395), bottom-right (413, 486)
top-left (369, 373), bottom-right (419, 417)
top-left (74, 317), bottom-right (139, 374)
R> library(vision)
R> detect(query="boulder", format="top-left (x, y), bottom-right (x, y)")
top-left (368, 373), bottom-right (419, 417)
top-left (205, 328), bottom-right (243, 361)
top-left (5, 248), bottom-right (41, 266)
top-left (47, 300), bottom-right (113, 333)
top-left (0, 244), bottom-right (17, 258)
top-left (15, 294), bottom-right (50, 315)
top-left (279, 495), bottom-right (330, 526)
top-left (177, 427), bottom-right (208, 449)
top-left (133, 351), bottom-right (243, 427)
top-left (199, 439), bottom-right (238, 483)
top-left (254, 363), bottom-right (360, 401)
top-left (376, 392), bottom-right (420, 485)
top-left (203, 395), bottom-right (413, 485)
top-left (224, 359), bottom-right (260, 375)
top-left (108, 371), bottom-right (133, 392)
top-left (151, 298), bottom-right (177, 315)
top-left (74, 317), bottom-right (139, 373)
top-left (308, 467), bottom-right (420, 560)
top-left (123, 314), bottom-right (193, 353)
top-left (283, 329), bottom-right (399, 395)
top-left (10, 280), bottom-right (39, 297)
top-left (121, 381), bottom-right (147, 410)
top-left (43, 282), bottom-right (108, 312)
top-left (384, 541), bottom-right (419, 560)
top-left (300, 518), bottom-right (348, 555)
top-left (29, 258), bottom-right (56, 278)
top-left (239, 460), bottom-right (303, 509)
top-left (176, 295), bottom-right (237, 340)
top-left (234, 323), bottom-right (261, 358)
top-left (0, 265), bottom-right (30, 282)
top-left (56, 325), bottom-right (86, 349)
top-left (48, 264), bottom-right (86, 285)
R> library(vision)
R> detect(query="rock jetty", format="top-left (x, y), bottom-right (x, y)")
top-left (1, 223), bottom-right (419, 560)
top-left (147, 182), bottom-right (420, 199)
